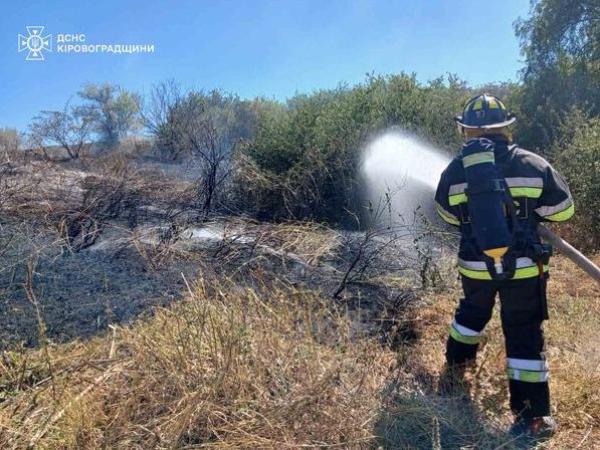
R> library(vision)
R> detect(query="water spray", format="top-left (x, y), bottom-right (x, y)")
top-left (362, 130), bottom-right (600, 285)
top-left (361, 131), bottom-right (448, 223)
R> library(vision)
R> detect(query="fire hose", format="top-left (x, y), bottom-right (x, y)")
top-left (537, 224), bottom-right (600, 286)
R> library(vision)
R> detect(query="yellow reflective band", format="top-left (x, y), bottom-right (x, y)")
top-left (463, 152), bottom-right (495, 168)
top-left (509, 187), bottom-right (543, 198)
top-left (449, 187), bottom-right (541, 207)
top-left (512, 265), bottom-right (549, 279)
top-left (545, 203), bottom-right (575, 222)
top-left (507, 368), bottom-right (549, 383)
top-left (436, 203), bottom-right (460, 226)
top-left (458, 266), bottom-right (493, 280)
top-left (472, 99), bottom-right (483, 110)
top-left (450, 326), bottom-right (481, 345)
top-left (448, 193), bottom-right (468, 206)
top-left (488, 98), bottom-right (498, 109)
top-left (458, 265), bottom-right (549, 280)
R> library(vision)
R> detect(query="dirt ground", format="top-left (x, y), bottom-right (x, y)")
top-left (0, 212), bottom-right (441, 351)
top-left (0, 238), bottom-right (193, 348)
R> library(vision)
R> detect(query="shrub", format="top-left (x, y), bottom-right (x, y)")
top-left (238, 74), bottom-right (470, 224)
top-left (0, 128), bottom-right (21, 164)
top-left (144, 82), bottom-right (273, 162)
top-left (554, 116), bottom-right (600, 250)
top-left (28, 102), bottom-right (91, 160)
top-left (76, 83), bottom-right (141, 149)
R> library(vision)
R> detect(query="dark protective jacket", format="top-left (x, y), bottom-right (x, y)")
top-left (435, 134), bottom-right (574, 280)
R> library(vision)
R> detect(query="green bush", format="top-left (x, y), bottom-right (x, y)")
top-left (238, 74), bottom-right (470, 224)
top-left (554, 117), bottom-right (600, 249)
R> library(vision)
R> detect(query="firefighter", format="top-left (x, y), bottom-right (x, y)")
top-left (435, 94), bottom-right (574, 440)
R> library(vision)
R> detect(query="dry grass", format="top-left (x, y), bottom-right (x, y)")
top-left (405, 254), bottom-right (600, 449)
top-left (2, 253), bottom-right (597, 449)
top-left (0, 277), bottom-right (395, 449)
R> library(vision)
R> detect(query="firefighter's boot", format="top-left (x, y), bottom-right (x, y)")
top-left (437, 363), bottom-right (470, 397)
top-left (509, 416), bottom-right (557, 443)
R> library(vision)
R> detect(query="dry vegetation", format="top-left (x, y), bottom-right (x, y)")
top-left (0, 280), bottom-right (394, 449)
top-left (1, 250), bottom-right (598, 449)
top-left (0, 150), bottom-right (598, 449)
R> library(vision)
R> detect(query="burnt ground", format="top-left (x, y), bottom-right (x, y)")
top-left (0, 157), bottom-right (455, 350)
top-left (0, 217), bottom-right (452, 350)
top-left (0, 225), bottom-right (196, 348)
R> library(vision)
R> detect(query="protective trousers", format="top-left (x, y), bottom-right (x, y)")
top-left (446, 275), bottom-right (550, 418)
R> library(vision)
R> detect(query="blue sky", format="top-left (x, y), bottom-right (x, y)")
top-left (0, 0), bottom-right (531, 131)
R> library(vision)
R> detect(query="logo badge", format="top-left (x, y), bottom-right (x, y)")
top-left (18, 26), bottom-right (52, 61)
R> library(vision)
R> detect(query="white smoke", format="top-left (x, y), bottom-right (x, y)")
top-left (361, 130), bottom-right (451, 224)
